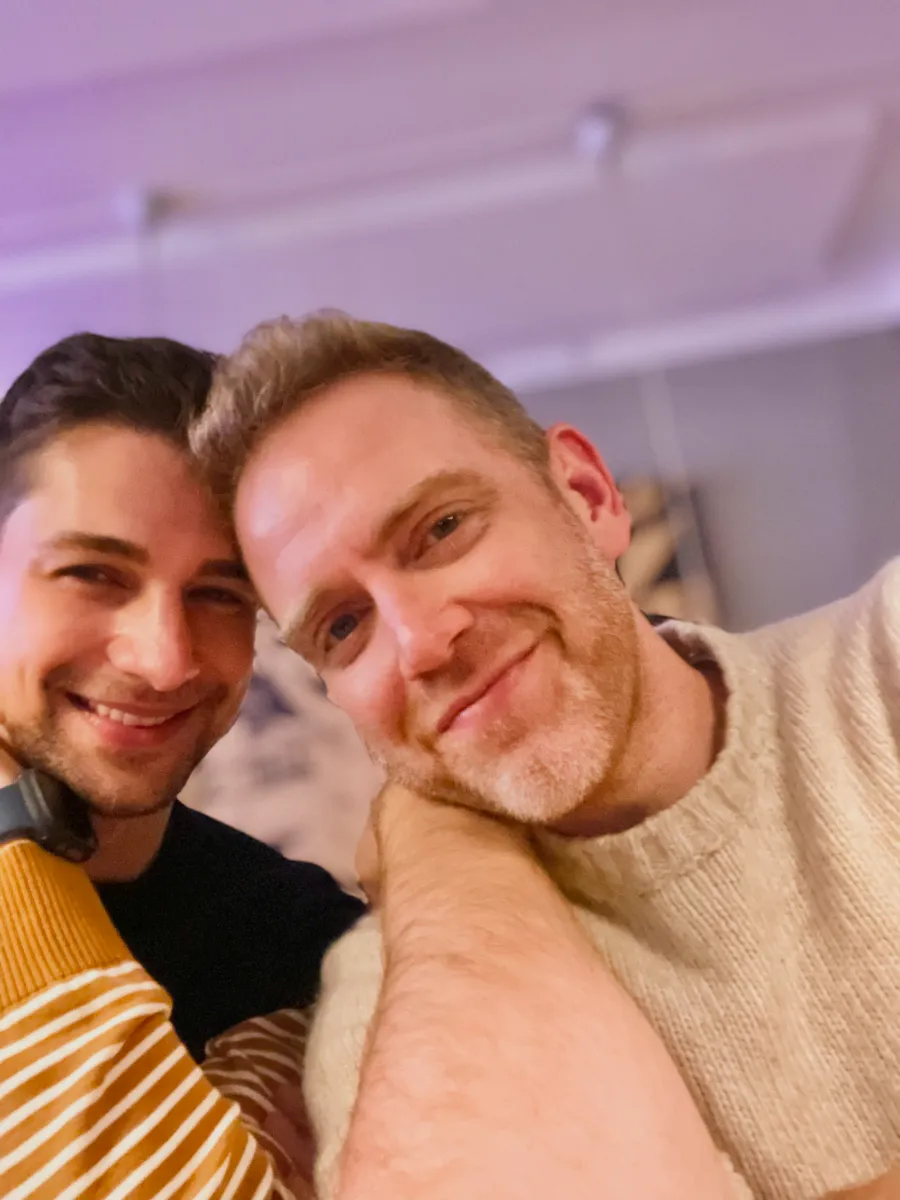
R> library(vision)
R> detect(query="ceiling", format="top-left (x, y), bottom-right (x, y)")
top-left (2, 0), bottom-right (900, 391)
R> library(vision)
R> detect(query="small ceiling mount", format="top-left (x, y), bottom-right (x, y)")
top-left (111, 186), bottom-right (172, 235)
top-left (573, 101), bottom-right (627, 166)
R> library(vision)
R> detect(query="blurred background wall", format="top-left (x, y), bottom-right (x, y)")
top-left (3, 0), bottom-right (899, 880)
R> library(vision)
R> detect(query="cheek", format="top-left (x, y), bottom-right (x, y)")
top-left (495, 525), bottom-right (590, 609)
top-left (461, 522), bottom-right (561, 605)
top-left (326, 653), bottom-right (405, 746)
top-left (0, 590), bottom-right (108, 681)
top-left (195, 614), bottom-right (257, 685)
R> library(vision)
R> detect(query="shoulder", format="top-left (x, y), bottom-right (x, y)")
top-left (746, 557), bottom-right (900, 670)
top-left (658, 560), bottom-right (900, 752)
top-left (743, 559), bottom-right (900, 768)
top-left (667, 558), bottom-right (900, 677)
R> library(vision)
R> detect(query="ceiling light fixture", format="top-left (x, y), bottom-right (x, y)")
top-left (574, 101), bottom-right (627, 166)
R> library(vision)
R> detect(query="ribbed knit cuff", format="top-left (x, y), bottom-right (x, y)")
top-left (0, 840), bottom-right (131, 1012)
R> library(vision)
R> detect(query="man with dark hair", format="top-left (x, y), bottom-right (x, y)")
top-left (0, 332), bottom-right (364, 1060)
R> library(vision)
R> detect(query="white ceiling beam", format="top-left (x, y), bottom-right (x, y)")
top-left (488, 266), bottom-right (900, 392)
top-left (0, 153), bottom-right (599, 296)
top-left (0, 95), bottom-right (891, 384)
top-left (0, 97), bottom-right (875, 296)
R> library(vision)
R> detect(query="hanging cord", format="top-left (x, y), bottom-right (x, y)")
top-left (113, 187), bottom-right (167, 334)
top-left (593, 121), bottom-right (717, 621)
top-left (636, 368), bottom-right (718, 623)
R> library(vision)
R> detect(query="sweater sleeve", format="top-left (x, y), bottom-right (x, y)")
top-left (302, 915), bottom-right (383, 1200)
top-left (0, 839), bottom-right (302, 1200)
top-left (304, 915), bottom-right (760, 1200)
top-left (203, 1009), bottom-right (315, 1192)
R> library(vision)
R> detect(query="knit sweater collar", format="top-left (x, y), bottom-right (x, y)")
top-left (534, 621), bottom-right (775, 904)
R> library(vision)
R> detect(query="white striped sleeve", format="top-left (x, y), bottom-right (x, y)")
top-left (0, 840), bottom-right (309, 1199)
top-left (203, 1009), bottom-right (315, 1186)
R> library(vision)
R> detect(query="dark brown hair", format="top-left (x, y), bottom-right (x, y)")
top-left (0, 332), bottom-right (218, 527)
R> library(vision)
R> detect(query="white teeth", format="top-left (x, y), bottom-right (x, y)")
top-left (90, 703), bottom-right (172, 728)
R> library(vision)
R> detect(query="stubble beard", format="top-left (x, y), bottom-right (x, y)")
top-left (374, 536), bottom-right (641, 827)
top-left (2, 714), bottom-right (207, 819)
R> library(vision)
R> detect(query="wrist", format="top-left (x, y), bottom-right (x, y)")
top-left (377, 791), bottom-right (530, 907)
top-left (376, 784), bottom-right (527, 860)
top-left (374, 790), bottom-right (543, 947)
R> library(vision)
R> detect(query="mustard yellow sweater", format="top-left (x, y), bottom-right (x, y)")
top-left (304, 560), bottom-right (900, 1200)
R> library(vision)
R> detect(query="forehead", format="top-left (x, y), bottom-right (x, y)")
top-left (235, 374), bottom-right (530, 615)
top-left (5, 424), bottom-right (235, 562)
top-left (237, 374), bottom-right (514, 554)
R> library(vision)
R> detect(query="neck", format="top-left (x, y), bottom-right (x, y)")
top-left (552, 620), bottom-right (727, 839)
top-left (86, 805), bottom-right (172, 883)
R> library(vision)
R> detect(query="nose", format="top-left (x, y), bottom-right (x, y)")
top-left (107, 593), bottom-right (200, 692)
top-left (376, 579), bottom-right (473, 681)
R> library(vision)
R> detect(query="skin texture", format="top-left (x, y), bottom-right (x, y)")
top-left (830, 1169), bottom-right (900, 1200)
top-left (333, 784), bottom-right (737, 1200)
top-left (0, 423), bottom-right (256, 875)
top-left (236, 371), bottom-right (721, 836)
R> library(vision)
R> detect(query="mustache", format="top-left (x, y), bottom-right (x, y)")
top-left (404, 606), bottom-right (556, 743)
top-left (44, 668), bottom-right (218, 710)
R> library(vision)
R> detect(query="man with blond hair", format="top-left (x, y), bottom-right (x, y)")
top-left (189, 310), bottom-right (900, 1200)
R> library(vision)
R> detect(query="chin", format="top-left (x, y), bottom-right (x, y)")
top-left (54, 763), bottom-right (178, 819)
top-left (385, 728), bottom-right (608, 826)
top-left (466, 745), bottom-right (606, 827)
top-left (83, 792), bottom-right (175, 820)
top-left (421, 759), bottom-right (594, 827)
top-left (484, 785), bottom-right (588, 827)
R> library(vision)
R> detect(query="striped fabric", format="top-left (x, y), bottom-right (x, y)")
top-left (0, 839), bottom-right (312, 1199)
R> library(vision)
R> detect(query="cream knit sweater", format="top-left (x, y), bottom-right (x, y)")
top-left (303, 560), bottom-right (900, 1200)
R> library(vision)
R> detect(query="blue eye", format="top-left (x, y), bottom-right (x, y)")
top-left (430, 513), bottom-right (462, 541)
top-left (329, 612), bottom-right (360, 643)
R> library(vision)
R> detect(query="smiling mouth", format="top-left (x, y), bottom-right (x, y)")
top-left (67, 694), bottom-right (190, 729)
top-left (437, 643), bottom-right (538, 735)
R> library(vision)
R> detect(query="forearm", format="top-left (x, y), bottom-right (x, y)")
top-left (338, 800), bottom-right (733, 1200)
top-left (0, 840), bottom-right (301, 1199)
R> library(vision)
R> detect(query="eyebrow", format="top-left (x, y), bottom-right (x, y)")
top-left (375, 470), bottom-right (484, 549)
top-left (281, 468), bottom-right (485, 649)
top-left (197, 559), bottom-right (252, 583)
top-left (43, 531), bottom-right (251, 583)
top-left (45, 532), bottom-right (149, 563)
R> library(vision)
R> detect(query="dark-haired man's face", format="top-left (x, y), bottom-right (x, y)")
top-left (0, 423), bottom-right (256, 815)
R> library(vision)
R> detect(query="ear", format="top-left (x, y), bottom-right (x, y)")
top-left (545, 424), bottom-right (631, 560)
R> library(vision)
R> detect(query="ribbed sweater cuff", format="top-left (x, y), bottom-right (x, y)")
top-left (0, 840), bottom-right (131, 1012)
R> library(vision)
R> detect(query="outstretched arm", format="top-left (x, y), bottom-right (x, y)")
top-left (336, 786), bottom-right (740, 1200)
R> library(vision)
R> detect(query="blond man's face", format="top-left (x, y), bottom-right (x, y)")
top-left (236, 373), bottom-right (638, 825)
